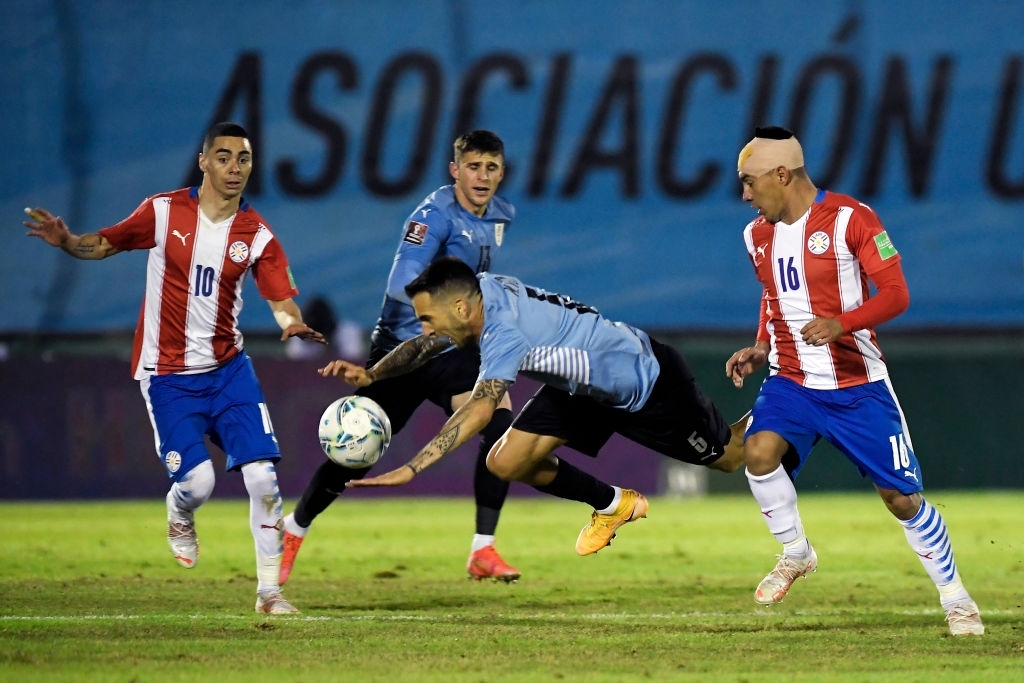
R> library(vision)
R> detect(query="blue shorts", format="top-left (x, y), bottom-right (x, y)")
top-left (140, 351), bottom-right (282, 481)
top-left (749, 375), bottom-right (922, 494)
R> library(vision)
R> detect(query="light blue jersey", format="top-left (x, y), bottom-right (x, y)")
top-left (374, 185), bottom-right (514, 348)
top-left (477, 273), bottom-right (660, 411)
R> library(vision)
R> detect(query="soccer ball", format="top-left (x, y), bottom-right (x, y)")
top-left (318, 395), bottom-right (392, 468)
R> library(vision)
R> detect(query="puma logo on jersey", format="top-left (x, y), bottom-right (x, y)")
top-left (754, 244), bottom-right (768, 266)
top-left (171, 229), bottom-right (191, 246)
top-left (461, 229), bottom-right (473, 243)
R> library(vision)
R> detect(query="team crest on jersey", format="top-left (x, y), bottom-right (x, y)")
top-left (403, 220), bottom-right (429, 245)
top-left (228, 240), bottom-right (250, 263)
top-left (807, 231), bottom-right (830, 255)
top-left (494, 222), bottom-right (505, 246)
top-left (164, 450), bottom-right (182, 473)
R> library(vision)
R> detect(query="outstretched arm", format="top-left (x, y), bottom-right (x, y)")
top-left (24, 207), bottom-right (119, 260)
top-left (267, 298), bottom-right (326, 344)
top-left (348, 379), bottom-right (509, 487)
top-left (319, 333), bottom-right (452, 386)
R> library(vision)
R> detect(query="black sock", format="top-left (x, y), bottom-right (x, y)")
top-left (534, 458), bottom-right (615, 510)
top-left (474, 408), bottom-right (513, 535)
top-left (292, 460), bottom-right (367, 528)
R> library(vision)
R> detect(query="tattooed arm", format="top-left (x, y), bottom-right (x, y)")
top-left (348, 378), bottom-right (511, 488)
top-left (369, 334), bottom-right (454, 381)
top-left (318, 334), bottom-right (454, 386)
top-left (23, 208), bottom-right (120, 260)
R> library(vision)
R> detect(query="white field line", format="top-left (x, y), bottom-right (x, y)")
top-left (0, 608), bottom-right (1017, 623)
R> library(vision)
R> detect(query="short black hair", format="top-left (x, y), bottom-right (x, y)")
top-left (453, 130), bottom-right (504, 162)
top-left (203, 121), bottom-right (249, 154)
top-left (754, 125), bottom-right (795, 140)
top-left (405, 256), bottom-right (481, 300)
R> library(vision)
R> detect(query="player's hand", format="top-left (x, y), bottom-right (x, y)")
top-left (800, 317), bottom-right (843, 347)
top-left (23, 207), bottom-right (70, 247)
top-left (280, 324), bottom-right (327, 344)
top-left (318, 359), bottom-right (373, 386)
top-left (346, 464), bottom-right (415, 488)
top-left (725, 346), bottom-right (768, 388)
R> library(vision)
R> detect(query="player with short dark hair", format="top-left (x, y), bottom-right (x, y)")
top-left (322, 256), bottom-right (747, 556)
top-left (24, 121), bottom-right (324, 615)
top-left (726, 125), bottom-right (983, 636)
top-left (280, 130), bottom-right (523, 584)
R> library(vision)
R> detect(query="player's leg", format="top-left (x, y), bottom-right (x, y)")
top-left (440, 348), bottom-right (518, 581)
top-left (281, 459), bottom-right (368, 583)
top-left (140, 375), bottom-right (216, 569)
top-left (830, 379), bottom-right (983, 635)
top-left (743, 377), bottom-right (821, 604)
top-left (281, 371), bottom-right (421, 584)
top-left (165, 460), bottom-right (215, 568)
top-left (215, 352), bottom-right (297, 614)
top-left (708, 412), bottom-right (750, 473)
top-left (465, 398), bottom-right (518, 581)
top-left (240, 460), bottom-right (298, 615)
top-left (492, 388), bottom-right (648, 556)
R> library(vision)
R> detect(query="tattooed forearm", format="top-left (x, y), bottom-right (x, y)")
top-left (472, 379), bottom-right (509, 404)
top-left (433, 424), bottom-right (460, 454)
top-left (66, 233), bottom-right (116, 260)
top-left (368, 334), bottom-right (451, 381)
top-left (407, 416), bottom-right (463, 473)
top-left (405, 389), bottom-right (496, 474)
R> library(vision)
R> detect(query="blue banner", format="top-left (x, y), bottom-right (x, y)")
top-left (2, 1), bottom-right (1022, 333)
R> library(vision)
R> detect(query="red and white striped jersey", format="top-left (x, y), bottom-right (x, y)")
top-left (99, 187), bottom-right (299, 379)
top-left (742, 190), bottom-right (901, 389)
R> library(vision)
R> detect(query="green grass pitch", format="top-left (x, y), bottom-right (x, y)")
top-left (2, 491), bottom-right (1020, 681)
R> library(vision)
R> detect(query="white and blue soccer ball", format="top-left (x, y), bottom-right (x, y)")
top-left (318, 395), bottom-right (392, 468)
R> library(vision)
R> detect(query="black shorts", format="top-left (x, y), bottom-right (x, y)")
top-left (511, 337), bottom-right (730, 466)
top-left (357, 335), bottom-right (480, 433)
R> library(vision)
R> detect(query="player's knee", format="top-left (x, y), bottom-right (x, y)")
top-left (742, 431), bottom-right (786, 474)
top-left (485, 449), bottom-right (516, 481)
top-left (879, 488), bottom-right (921, 521)
top-left (175, 459), bottom-right (216, 506)
top-left (241, 460), bottom-right (279, 498)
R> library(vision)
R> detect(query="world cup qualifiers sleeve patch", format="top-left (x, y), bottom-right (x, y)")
top-left (403, 220), bottom-right (429, 245)
top-left (873, 231), bottom-right (898, 260)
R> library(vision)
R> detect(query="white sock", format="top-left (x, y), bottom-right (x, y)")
top-left (166, 460), bottom-right (215, 522)
top-left (283, 512), bottom-right (309, 538)
top-left (597, 486), bottom-right (622, 514)
top-left (746, 465), bottom-right (808, 553)
top-left (899, 498), bottom-right (971, 607)
top-left (242, 460), bottom-right (284, 594)
top-left (471, 534), bottom-right (495, 552)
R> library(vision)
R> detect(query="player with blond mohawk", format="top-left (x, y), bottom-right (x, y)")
top-left (727, 125), bottom-right (984, 636)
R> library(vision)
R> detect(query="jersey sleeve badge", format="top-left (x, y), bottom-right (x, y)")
top-left (873, 231), bottom-right (899, 260)
top-left (403, 220), bottom-right (429, 245)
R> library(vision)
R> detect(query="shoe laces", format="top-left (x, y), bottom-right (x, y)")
top-left (770, 554), bottom-right (810, 581)
top-left (585, 510), bottom-right (613, 531)
top-left (945, 601), bottom-right (979, 622)
top-left (168, 521), bottom-right (195, 539)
